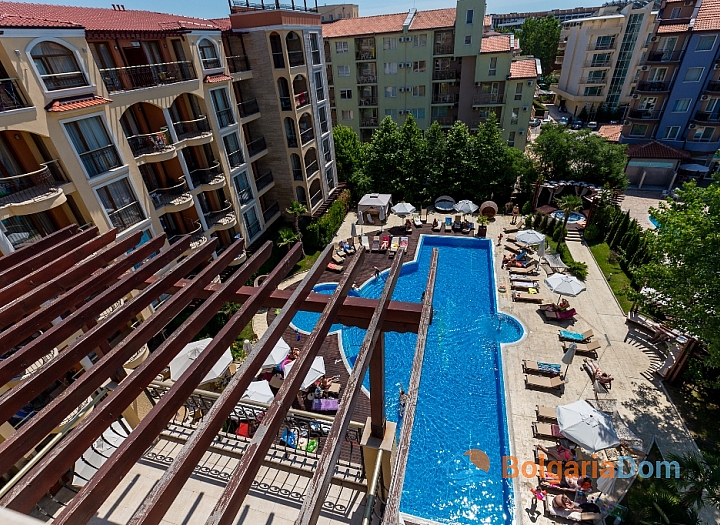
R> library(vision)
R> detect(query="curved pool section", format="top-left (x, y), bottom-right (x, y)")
top-left (291, 235), bottom-right (523, 524)
top-left (550, 210), bottom-right (585, 223)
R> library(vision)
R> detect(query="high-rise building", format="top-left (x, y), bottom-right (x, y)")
top-left (322, 0), bottom-right (541, 149)
top-left (0, 1), bottom-right (338, 257)
top-left (490, 7), bottom-right (602, 32)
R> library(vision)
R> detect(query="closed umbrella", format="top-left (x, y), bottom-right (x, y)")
top-left (556, 400), bottom-right (620, 453)
top-left (73, 419), bottom-right (129, 487)
top-left (454, 200), bottom-right (479, 215)
top-left (284, 356), bottom-right (326, 390)
top-left (350, 222), bottom-right (357, 238)
top-left (561, 343), bottom-right (577, 380)
top-left (169, 338), bottom-right (233, 384)
top-left (241, 380), bottom-right (275, 404)
top-left (545, 273), bottom-right (586, 298)
top-left (516, 230), bottom-right (546, 246)
top-left (262, 338), bottom-right (291, 369)
top-left (391, 202), bottom-right (416, 216)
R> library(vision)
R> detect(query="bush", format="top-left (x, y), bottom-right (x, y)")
top-left (521, 201), bottom-right (532, 215)
top-left (544, 216), bottom-right (556, 235)
top-left (524, 215), bottom-right (533, 229)
top-left (533, 212), bottom-right (543, 229)
top-left (583, 224), bottom-right (600, 241)
top-left (566, 260), bottom-right (588, 280)
top-left (552, 225), bottom-right (565, 242)
top-left (607, 250), bottom-right (619, 264)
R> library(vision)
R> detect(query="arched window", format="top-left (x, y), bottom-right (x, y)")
top-left (198, 39), bottom-right (221, 69)
top-left (286, 32), bottom-right (305, 67)
top-left (295, 186), bottom-right (308, 205)
top-left (30, 41), bottom-right (88, 91)
top-left (270, 33), bottom-right (284, 68)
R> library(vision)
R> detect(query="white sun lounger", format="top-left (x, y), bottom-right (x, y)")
top-left (361, 235), bottom-right (370, 252)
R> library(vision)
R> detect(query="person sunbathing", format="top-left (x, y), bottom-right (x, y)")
top-left (432, 218), bottom-right (439, 228)
top-left (552, 494), bottom-right (601, 521)
top-left (538, 444), bottom-right (576, 463)
top-left (584, 359), bottom-right (613, 385)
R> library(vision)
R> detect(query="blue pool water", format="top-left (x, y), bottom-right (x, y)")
top-left (648, 216), bottom-right (659, 229)
top-left (550, 210), bottom-right (585, 223)
top-left (291, 236), bottom-right (523, 524)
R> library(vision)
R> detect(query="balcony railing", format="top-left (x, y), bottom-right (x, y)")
top-left (356, 49), bottom-right (376, 60)
top-left (216, 108), bottom-right (236, 128)
top-left (473, 93), bottom-right (504, 104)
top-left (272, 52), bottom-right (285, 69)
top-left (645, 50), bottom-right (684, 63)
top-left (126, 130), bottom-right (173, 157)
top-left (201, 57), bottom-right (222, 70)
top-left (79, 145), bottom-right (122, 178)
top-left (580, 76), bottom-right (606, 84)
top-left (360, 117), bottom-right (378, 127)
top-left (98, 61), bottom-right (196, 93)
top-left (227, 149), bottom-right (245, 169)
top-left (636, 81), bottom-right (670, 92)
top-left (300, 128), bottom-right (314, 145)
top-left (320, 119), bottom-right (329, 134)
top-left (189, 162), bottom-right (224, 188)
top-left (587, 42), bottom-right (616, 51)
top-left (693, 111), bottom-right (720, 123)
top-left (627, 109), bottom-right (661, 120)
top-left (173, 116), bottom-right (210, 140)
top-left (255, 170), bottom-right (274, 191)
top-left (432, 69), bottom-right (460, 80)
top-left (357, 75), bottom-right (377, 84)
top-left (584, 59), bottom-right (611, 68)
top-left (706, 81), bottom-right (720, 92)
top-left (432, 93), bottom-right (458, 104)
top-left (204, 201), bottom-right (236, 228)
top-left (310, 189), bottom-right (323, 208)
top-left (39, 71), bottom-right (88, 91)
top-left (247, 137), bottom-right (267, 157)
top-left (107, 201), bottom-right (145, 232)
top-left (359, 97), bottom-right (378, 106)
top-left (0, 78), bottom-right (29, 111)
top-left (288, 50), bottom-right (305, 67)
top-left (0, 160), bottom-right (68, 207)
top-left (658, 16), bottom-right (692, 25)
top-left (169, 221), bottom-right (206, 249)
top-left (434, 116), bottom-right (456, 126)
top-left (238, 99), bottom-right (260, 118)
top-left (295, 91), bottom-right (310, 108)
top-left (305, 160), bottom-right (319, 177)
top-left (324, 148), bottom-right (331, 163)
top-left (227, 55), bottom-right (251, 74)
top-left (149, 180), bottom-right (192, 210)
top-left (293, 167), bottom-right (304, 181)
top-left (287, 134), bottom-right (298, 148)
top-left (262, 201), bottom-right (280, 222)
top-left (279, 96), bottom-right (292, 111)
top-left (434, 44), bottom-right (454, 55)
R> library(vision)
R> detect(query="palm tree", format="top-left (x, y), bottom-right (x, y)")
top-left (664, 451), bottom-right (720, 510)
top-left (628, 488), bottom-right (701, 525)
top-left (277, 226), bottom-right (300, 250)
top-left (554, 194), bottom-right (584, 243)
top-left (286, 200), bottom-right (307, 238)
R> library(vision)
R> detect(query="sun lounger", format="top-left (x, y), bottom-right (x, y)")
top-left (511, 276), bottom-right (536, 284)
top-left (312, 398), bottom-right (339, 412)
top-left (503, 226), bottom-right (519, 234)
top-left (361, 235), bottom-right (370, 252)
top-left (532, 420), bottom-right (564, 439)
top-left (525, 374), bottom-right (564, 392)
top-left (513, 291), bottom-right (544, 303)
top-left (399, 237), bottom-right (409, 253)
top-left (509, 261), bottom-right (539, 275)
top-left (544, 498), bottom-right (601, 523)
top-left (371, 236), bottom-right (380, 252)
top-left (461, 223), bottom-right (471, 234)
top-left (523, 360), bottom-right (562, 377)
top-left (559, 329), bottom-right (594, 342)
top-left (536, 405), bottom-right (557, 421)
top-left (389, 237), bottom-right (400, 258)
top-left (331, 253), bottom-right (344, 265)
top-left (432, 221), bottom-right (441, 232)
top-left (561, 339), bottom-right (600, 355)
top-left (504, 244), bottom-right (520, 254)
top-left (326, 263), bottom-right (343, 273)
top-left (445, 217), bottom-right (452, 229)
top-left (413, 215), bottom-right (422, 227)
top-left (380, 235), bottom-right (390, 252)
top-left (511, 281), bottom-right (539, 291)
top-left (544, 308), bottom-right (577, 321)
top-left (335, 243), bottom-right (346, 257)
top-left (342, 240), bottom-right (356, 255)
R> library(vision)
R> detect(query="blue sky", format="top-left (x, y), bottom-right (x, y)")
top-left (31, 0), bottom-right (593, 20)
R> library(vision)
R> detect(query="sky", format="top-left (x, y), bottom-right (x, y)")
top-left (24, 0), bottom-right (597, 20)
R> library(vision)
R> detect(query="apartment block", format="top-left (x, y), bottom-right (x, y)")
top-left (490, 7), bottom-right (602, 32)
top-left (323, 0), bottom-right (541, 150)
top-left (0, 0), bottom-right (337, 257)
top-left (554, 2), bottom-right (656, 117)
top-left (318, 3), bottom-right (359, 23)
top-left (620, 0), bottom-right (720, 185)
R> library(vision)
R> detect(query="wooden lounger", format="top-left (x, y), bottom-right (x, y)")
top-left (371, 236), bottom-right (380, 252)
top-left (432, 222), bottom-right (441, 232)
top-left (544, 308), bottom-right (577, 321)
top-left (508, 262), bottom-right (539, 275)
top-left (361, 235), bottom-right (370, 252)
top-left (331, 253), bottom-right (344, 265)
top-left (504, 244), bottom-right (521, 254)
top-left (536, 405), bottom-right (557, 421)
top-left (532, 420), bottom-right (564, 439)
top-left (522, 360), bottom-right (562, 377)
top-left (558, 329), bottom-right (594, 342)
top-left (525, 374), bottom-right (564, 391)
top-left (511, 281), bottom-right (539, 291)
top-left (513, 292), bottom-right (544, 303)
top-left (503, 226), bottom-right (519, 234)
top-left (561, 340), bottom-right (601, 355)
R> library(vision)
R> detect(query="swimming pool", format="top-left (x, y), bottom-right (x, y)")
top-left (291, 236), bottom-right (523, 524)
top-left (648, 216), bottom-right (659, 229)
top-left (550, 210), bottom-right (585, 223)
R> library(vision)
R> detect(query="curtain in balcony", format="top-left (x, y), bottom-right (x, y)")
top-left (31, 42), bottom-right (83, 79)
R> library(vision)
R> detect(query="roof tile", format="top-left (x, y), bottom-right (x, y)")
top-left (480, 34), bottom-right (512, 53)
top-left (0, 12), bottom-right (82, 28)
top-left (204, 73), bottom-right (233, 83)
top-left (596, 124), bottom-right (622, 142)
top-left (46, 95), bottom-right (112, 112)
top-left (695, 0), bottom-right (720, 31)
top-left (509, 59), bottom-right (539, 79)
top-left (322, 12), bottom-right (406, 38)
top-left (409, 8), bottom-right (456, 30)
top-left (656, 22), bottom-right (689, 33)
top-left (626, 140), bottom-right (691, 159)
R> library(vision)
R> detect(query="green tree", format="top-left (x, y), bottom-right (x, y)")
top-left (332, 125), bottom-right (363, 182)
top-left (444, 121), bottom-right (474, 198)
top-left (348, 167), bottom-right (373, 200)
top-left (424, 121), bottom-right (447, 201)
top-left (555, 194), bottom-right (583, 242)
top-left (276, 226), bottom-right (299, 250)
top-left (609, 210), bottom-right (631, 250)
top-left (628, 488), bottom-right (701, 525)
top-left (398, 115), bottom-right (427, 203)
top-left (474, 114), bottom-right (517, 202)
top-left (513, 16), bottom-right (562, 77)
top-left (531, 123), bottom-right (574, 180)
top-left (634, 181), bottom-right (720, 364)
top-left (286, 200), bottom-right (307, 238)
top-left (364, 116), bottom-right (404, 196)
top-left (664, 451), bottom-right (720, 510)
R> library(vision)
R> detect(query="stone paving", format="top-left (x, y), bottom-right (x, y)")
top-left (622, 189), bottom-right (665, 230)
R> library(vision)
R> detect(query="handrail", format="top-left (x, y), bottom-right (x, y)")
top-left (310, 189), bottom-right (323, 207)
top-left (149, 180), bottom-right (190, 209)
top-left (204, 201), bottom-right (235, 226)
top-left (98, 61), bottom-right (196, 93)
top-left (126, 129), bottom-right (173, 157)
top-left (238, 99), bottom-right (260, 118)
top-left (262, 201), bottom-right (280, 222)
top-left (295, 91), bottom-right (310, 108)
top-left (189, 162), bottom-right (224, 187)
top-left (301, 128), bottom-right (315, 145)
top-left (305, 160), bottom-right (318, 177)
top-left (172, 115), bottom-right (210, 139)
top-left (99, 60), bottom-right (193, 73)
top-left (0, 78), bottom-right (30, 111)
top-left (247, 137), bottom-right (267, 156)
top-left (227, 55), bottom-right (250, 74)
top-left (255, 170), bottom-right (274, 191)
top-left (361, 450), bottom-right (384, 525)
top-left (0, 160), bottom-right (68, 206)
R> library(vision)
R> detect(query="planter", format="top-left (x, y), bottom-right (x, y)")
top-left (477, 225), bottom-right (488, 237)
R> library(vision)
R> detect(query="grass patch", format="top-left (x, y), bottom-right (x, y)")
top-left (587, 241), bottom-right (633, 313)
top-left (292, 248), bottom-right (322, 275)
top-left (664, 383), bottom-right (720, 457)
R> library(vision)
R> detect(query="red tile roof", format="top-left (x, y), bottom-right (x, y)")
top-left (657, 22), bottom-right (689, 33)
top-left (0, 2), bottom-right (220, 32)
top-left (0, 12), bottom-right (82, 28)
top-left (480, 34), bottom-right (512, 53)
top-left (322, 12), bottom-right (406, 38)
top-left (626, 140), bottom-right (691, 159)
top-left (695, 0), bottom-right (720, 31)
top-left (509, 59), bottom-right (539, 79)
top-left (596, 124), bottom-right (622, 142)
top-left (210, 17), bottom-right (232, 31)
top-left (204, 73), bottom-right (233, 83)
top-left (409, 8), bottom-right (456, 30)
top-left (46, 95), bottom-right (112, 112)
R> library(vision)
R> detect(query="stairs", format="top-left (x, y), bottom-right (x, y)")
top-left (311, 182), bottom-right (346, 219)
top-left (565, 229), bottom-right (583, 242)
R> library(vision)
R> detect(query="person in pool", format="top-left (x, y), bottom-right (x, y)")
top-left (398, 388), bottom-right (408, 417)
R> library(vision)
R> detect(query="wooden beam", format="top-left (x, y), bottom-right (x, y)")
top-left (0, 224), bottom-right (77, 272)
top-left (0, 242), bottom-right (271, 513)
top-left (125, 243), bottom-right (335, 525)
top-left (369, 333), bottom-right (386, 438)
top-left (295, 246), bottom-right (404, 525)
top-left (205, 251), bottom-right (364, 525)
top-left (0, 239), bottom-right (221, 473)
top-left (381, 248), bottom-right (438, 525)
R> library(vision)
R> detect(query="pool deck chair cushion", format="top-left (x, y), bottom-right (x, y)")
top-left (326, 263), bottom-right (343, 273)
top-left (543, 308), bottom-right (577, 321)
top-left (432, 222), bottom-right (441, 232)
top-left (523, 360), bottom-right (562, 377)
top-left (380, 236), bottom-right (390, 252)
top-left (513, 291), bottom-right (544, 303)
top-left (331, 253), bottom-right (344, 265)
top-left (503, 226), bottom-right (519, 234)
top-left (561, 340), bottom-right (601, 355)
top-left (509, 262), bottom-right (539, 275)
top-left (371, 236), bottom-right (380, 252)
top-left (559, 329), bottom-right (594, 342)
top-left (525, 374), bottom-right (564, 392)
top-left (532, 420), bottom-right (564, 439)
top-left (504, 244), bottom-right (521, 254)
top-left (361, 235), bottom-right (370, 252)
top-left (536, 405), bottom-right (557, 421)
top-left (389, 237), bottom-right (400, 258)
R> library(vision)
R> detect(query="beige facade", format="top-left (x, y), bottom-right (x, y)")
top-left (318, 3), bottom-right (359, 23)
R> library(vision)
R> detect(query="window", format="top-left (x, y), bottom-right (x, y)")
top-left (340, 89), bottom-right (352, 99)
top-left (243, 206), bottom-right (261, 239)
top-left (706, 98), bottom-right (720, 112)
top-left (319, 105), bottom-right (329, 133)
top-left (385, 109), bottom-right (397, 118)
top-left (639, 97), bottom-right (657, 110)
top-left (322, 138), bottom-right (331, 163)
top-left (383, 38), bottom-right (397, 50)
top-left (663, 126), bottom-right (680, 140)
top-left (384, 62), bottom-right (398, 74)
top-left (694, 126), bottom-right (714, 141)
top-left (413, 61), bottom-right (426, 73)
top-left (464, 36), bottom-right (472, 45)
top-left (96, 178), bottom-right (145, 232)
top-left (31, 41), bottom-right (88, 91)
top-left (595, 35), bottom-right (615, 50)
top-left (326, 166), bottom-right (335, 190)
top-left (211, 89), bottom-right (235, 128)
top-left (233, 170), bottom-right (253, 204)
top-left (508, 131), bottom-right (515, 147)
top-left (65, 116), bottom-right (122, 178)
top-left (223, 133), bottom-right (245, 169)
top-left (584, 86), bottom-right (602, 96)
top-left (649, 67), bottom-right (667, 81)
top-left (335, 41), bottom-right (349, 54)
top-left (511, 108), bottom-right (519, 125)
top-left (410, 108), bottom-right (425, 119)
top-left (341, 110), bottom-right (353, 120)
top-left (413, 34), bottom-right (427, 47)
top-left (338, 65), bottom-right (350, 77)
top-left (672, 98), bottom-right (691, 112)
top-left (198, 39), bottom-right (221, 69)
top-left (588, 70), bottom-right (606, 83)
top-left (514, 82), bottom-right (523, 100)
top-left (591, 53), bottom-right (611, 67)
top-left (385, 86), bottom-right (397, 97)
top-left (310, 33), bottom-right (321, 64)
top-left (670, 7), bottom-right (681, 19)
top-left (697, 35), bottom-right (716, 51)
top-left (466, 9), bottom-right (474, 24)
top-left (629, 123), bottom-right (649, 137)
top-left (412, 85), bottom-right (426, 97)
top-left (489, 57), bottom-right (497, 76)
top-left (314, 71), bottom-right (325, 100)
top-left (684, 67), bottom-right (704, 82)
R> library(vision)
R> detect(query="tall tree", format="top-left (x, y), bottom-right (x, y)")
top-left (554, 194), bottom-right (583, 242)
top-left (286, 200), bottom-right (307, 238)
top-left (443, 121), bottom-right (474, 199)
top-left (664, 451), bottom-right (720, 510)
top-left (332, 125), bottom-right (363, 182)
top-left (398, 115), bottom-right (427, 203)
top-left (364, 116), bottom-right (403, 196)
top-left (424, 121), bottom-right (447, 202)
top-left (474, 114), bottom-right (516, 202)
top-left (513, 16), bottom-right (562, 77)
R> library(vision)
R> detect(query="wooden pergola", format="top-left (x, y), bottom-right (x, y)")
top-left (0, 225), bottom-right (437, 525)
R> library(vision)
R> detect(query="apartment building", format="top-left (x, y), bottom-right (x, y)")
top-left (620, 0), bottom-right (720, 185)
top-left (554, 2), bottom-right (656, 117)
top-left (0, 1), bottom-right (337, 257)
top-left (318, 3), bottom-right (359, 23)
top-left (323, 0), bottom-right (541, 149)
top-left (490, 7), bottom-right (602, 31)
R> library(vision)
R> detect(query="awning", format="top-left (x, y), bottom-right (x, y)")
top-left (679, 163), bottom-right (710, 172)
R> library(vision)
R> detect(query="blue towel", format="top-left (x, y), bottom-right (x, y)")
top-left (516, 249), bottom-right (527, 261)
top-left (537, 362), bottom-right (561, 374)
top-left (281, 428), bottom-right (298, 448)
top-left (560, 330), bottom-right (585, 341)
top-left (445, 217), bottom-right (452, 226)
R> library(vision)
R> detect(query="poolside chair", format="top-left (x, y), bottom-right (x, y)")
top-left (503, 226), bottom-right (519, 234)
top-left (511, 281), bottom-right (539, 291)
top-left (326, 263), bottom-right (343, 273)
top-left (510, 276), bottom-right (536, 284)
top-left (536, 405), bottom-right (557, 421)
top-left (361, 235), bottom-right (370, 252)
top-left (561, 340), bottom-right (600, 356)
top-left (445, 217), bottom-right (452, 229)
top-left (342, 240), bottom-right (356, 255)
top-left (331, 253), bottom-right (344, 265)
top-left (532, 420), bottom-right (564, 438)
top-left (413, 214), bottom-right (422, 227)
top-left (461, 222), bottom-right (471, 234)
top-left (513, 291), bottom-right (544, 303)
top-left (389, 237), bottom-right (400, 258)
top-left (522, 360), bottom-right (562, 377)
top-left (380, 235), bottom-right (390, 252)
top-left (453, 215), bottom-right (462, 231)
top-left (371, 236), bottom-right (380, 252)
top-left (504, 244), bottom-right (521, 254)
top-left (335, 243), bottom-right (347, 257)
top-left (509, 261), bottom-right (539, 275)
top-left (399, 237), bottom-right (409, 253)
top-left (543, 308), bottom-right (577, 321)
top-left (432, 221), bottom-right (442, 232)
top-left (558, 329), bottom-right (594, 343)
top-left (525, 374), bottom-right (564, 392)
top-left (515, 249), bottom-right (529, 261)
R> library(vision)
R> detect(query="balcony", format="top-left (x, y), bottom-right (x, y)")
top-left (635, 81), bottom-right (670, 92)
top-left (472, 94), bottom-right (504, 104)
top-left (287, 134), bottom-right (298, 148)
top-left (189, 163), bottom-right (225, 190)
top-left (295, 91), bottom-right (310, 109)
top-left (357, 75), bottom-right (377, 84)
top-left (627, 109), bottom-right (661, 120)
top-left (169, 221), bottom-right (207, 252)
top-left (288, 50), bottom-right (305, 68)
top-left (658, 16), bottom-right (692, 25)
top-left (432, 69), bottom-right (460, 81)
top-left (310, 189), bottom-right (323, 208)
top-left (126, 130), bottom-right (176, 163)
top-left (0, 78), bottom-right (30, 112)
top-left (293, 167), bottom-right (304, 181)
top-left (587, 43), bottom-right (616, 51)
top-left (580, 76), bottom-right (606, 85)
top-left (149, 180), bottom-right (193, 212)
top-left (238, 99), bottom-right (260, 119)
top-left (107, 202), bottom-right (145, 232)
top-left (247, 137), bottom-right (267, 158)
top-left (204, 201), bottom-right (237, 231)
top-left (0, 160), bottom-right (69, 211)
top-left (173, 116), bottom-right (212, 145)
top-left (98, 61), bottom-right (196, 94)
top-left (434, 43), bottom-right (454, 55)
top-left (434, 116), bottom-right (456, 126)
top-left (262, 201), bottom-right (280, 223)
top-left (305, 160), bottom-right (319, 178)
top-left (693, 111), bottom-right (720, 123)
top-left (706, 81), bottom-right (720, 93)
top-left (359, 97), bottom-right (378, 106)
top-left (254, 170), bottom-right (274, 192)
top-left (360, 117), bottom-right (378, 127)
top-left (215, 108), bottom-right (235, 128)
top-left (279, 96), bottom-right (292, 111)
top-left (356, 49), bottom-right (376, 61)
top-left (432, 93), bottom-right (458, 104)
top-left (645, 50), bottom-right (684, 63)
top-left (227, 55), bottom-right (251, 74)
top-left (300, 128), bottom-right (314, 145)
top-left (584, 59), bottom-right (611, 68)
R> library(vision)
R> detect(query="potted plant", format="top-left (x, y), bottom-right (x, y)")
top-left (476, 215), bottom-right (489, 237)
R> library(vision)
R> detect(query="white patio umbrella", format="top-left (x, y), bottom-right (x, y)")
top-left (556, 400), bottom-right (619, 454)
top-left (516, 229), bottom-right (546, 246)
top-left (284, 356), bottom-right (326, 390)
top-left (391, 202), bottom-right (416, 216)
top-left (169, 338), bottom-right (233, 384)
top-left (545, 273), bottom-right (586, 298)
top-left (241, 380), bottom-right (275, 404)
top-left (72, 419), bottom-right (129, 487)
top-left (261, 338), bottom-right (291, 369)
top-left (454, 200), bottom-right (479, 215)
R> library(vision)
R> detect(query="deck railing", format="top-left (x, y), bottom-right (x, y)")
top-left (149, 180), bottom-right (191, 210)
top-left (173, 116), bottom-right (210, 140)
top-left (98, 61), bottom-right (196, 93)
top-left (189, 162), bottom-right (224, 187)
top-left (126, 130), bottom-right (173, 157)
top-left (0, 160), bottom-right (68, 206)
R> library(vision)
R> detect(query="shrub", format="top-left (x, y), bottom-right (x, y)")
top-left (533, 212), bottom-right (543, 229)
top-left (583, 224), bottom-right (600, 241)
top-left (304, 222), bottom-right (320, 250)
top-left (524, 215), bottom-right (533, 229)
top-left (567, 260), bottom-right (588, 280)
top-left (607, 250), bottom-right (619, 264)
top-left (521, 201), bottom-right (532, 215)
top-left (552, 225), bottom-right (565, 242)
top-left (544, 216), bottom-right (556, 235)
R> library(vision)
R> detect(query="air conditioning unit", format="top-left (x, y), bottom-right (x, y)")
top-left (406, 86), bottom-right (411, 91)
top-left (684, 0), bottom-right (694, 5)
top-left (527, 80), bottom-right (534, 86)
top-left (406, 62), bottom-right (413, 68)
top-left (689, 123), bottom-right (697, 129)
top-left (518, 130), bottom-right (525, 135)
top-left (702, 94), bottom-right (710, 100)
top-left (398, 110), bottom-right (405, 114)
top-left (641, 65), bottom-right (649, 71)
top-left (714, 62), bottom-right (720, 70)
top-left (651, 36), bottom-right (659, 42)
top-left (632, 94), bottom-right (640, 99)
top-left (398, 37), bottom-right (404, 42)
top-left (523, 105), bottom-right (528, 111)
top-left (398, 63), bottom-right (404, 68)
